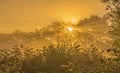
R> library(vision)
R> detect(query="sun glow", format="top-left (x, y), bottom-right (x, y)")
top-left (71, 18), bottom-right (78, 24)
top-left (63, 17), bottom-right (79, 24)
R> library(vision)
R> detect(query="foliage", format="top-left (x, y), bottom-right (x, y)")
top-left (102, 0), bottom-right (120, 48)
top-left (0, 42), bottom-right (119, 73)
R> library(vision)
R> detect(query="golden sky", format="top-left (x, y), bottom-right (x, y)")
top-left (0, 0), bottom-right (105, 33)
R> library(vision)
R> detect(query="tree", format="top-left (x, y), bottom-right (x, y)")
top-left (102, 0), bottom-right (120, 48)
top-left (102, 1), bottom-right (120, 72)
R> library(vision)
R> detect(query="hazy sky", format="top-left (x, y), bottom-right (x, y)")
top-left (0, 0), bottom-right (105, 33)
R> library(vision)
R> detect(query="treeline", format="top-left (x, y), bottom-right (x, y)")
top-left (0, 15), bottom-right (109, 49)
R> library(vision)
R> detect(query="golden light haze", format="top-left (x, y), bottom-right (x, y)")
top-left (0, 0), bottom-right (105, 33)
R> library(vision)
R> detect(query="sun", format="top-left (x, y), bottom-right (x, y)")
top-left (67, 27), bottom-right (73, 32)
